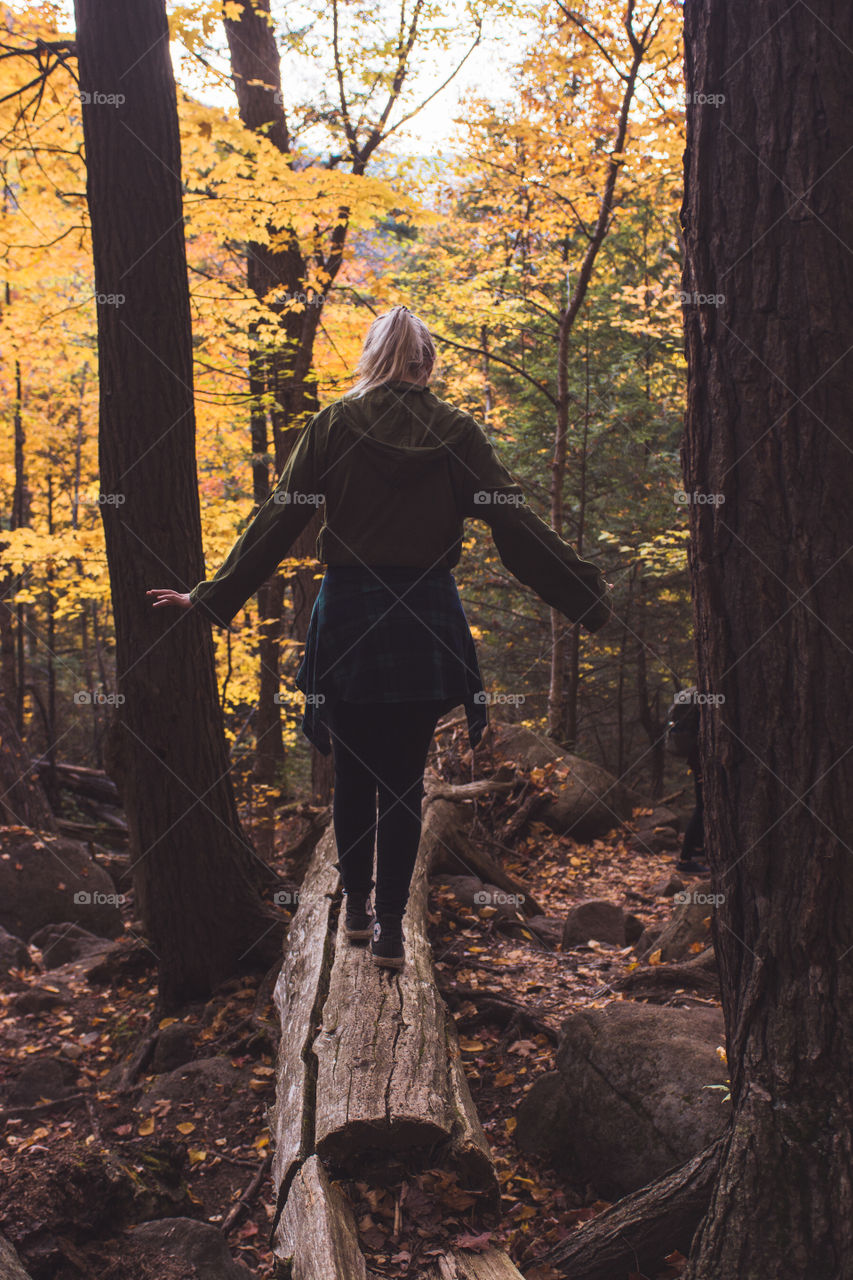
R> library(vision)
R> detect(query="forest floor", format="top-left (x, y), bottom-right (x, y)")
top-left (0, 740), bottom-right (718, 1280)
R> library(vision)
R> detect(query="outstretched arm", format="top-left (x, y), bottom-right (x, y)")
top-left (460, 417), bottom-right (612, 632)
top-left (151, 410), bottom-right (326, 631)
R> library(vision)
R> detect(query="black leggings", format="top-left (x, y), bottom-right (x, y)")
top-left (327, 698), bottom-right (445, 918)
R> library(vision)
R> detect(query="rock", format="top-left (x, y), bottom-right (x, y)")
top-left (84, 937), bottom-right (157, 985)
top-left (151, 1021), bottom-right (198, 1074)
top-left (3, 1138), bottom-right (189, 1267)
top-left (624, 913), bottom-right (646, 945)
top-left (490, 723), bottom-right (640, 840)
top-left (655, 881), bottom-right (719, 961)
top-left (651, 874), bottom-right (685, 897)
top-left (525, 916), bottom-right (564, 947)
top-left (515, 1002), bottom-right (729, 1196)
top-left (0, 1232), bottom-right (34, 1280)
top-left (562, 900), bottom-right (626, 948)
top-left (434, 875), bottom-right (485, 908)
top-left (28, 922), bottom-right (112, 969)
top-left (0, 829), bottom-right (123, 941)
top-left (11, 983), bottom-right (72, 1015)
top-left (0, 925), bottom-right (32, 974)
top-left (635, 924), bottom-right (664, 958)
top-left (6, 1054), bottom-right (80, 1107)
top-left (126, 1218), bottom-right (254, 1279)
top-left (139, 1057), bottom-right (242, 1113)
top-left (634, 806), bottom-right (680, 832)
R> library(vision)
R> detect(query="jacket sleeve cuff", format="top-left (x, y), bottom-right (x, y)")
top-left (188, 583), bottom-right (239, 633)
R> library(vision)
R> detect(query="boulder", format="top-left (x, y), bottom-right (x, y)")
top-left (6, 1054), bottom-right (80, 1107)
top-left (28, 922), bottom-right (112, 969)
top-left (0, 925), bottom-right (32, 974)
top-left (490, 723), bottom-right (640, 840)
top-left (139, 1057), bottom-right (242, 1113)
top-left (635, 924), bottom-right (664, 958)
top-left (655, 882), bottom-right (719, 961)
top-left (651, 874), bottom-right (685, 898)
top-left (0, 829), bottom-right (123, 940)
top-left (151, 1021), bottom-right (198, 1074)
top-left (126, 1219), bottom-right (253, 1279)
top-left (515, 1002), bottom-right (729, 1196)
top-left (562, 900), bottom-right (627, 948)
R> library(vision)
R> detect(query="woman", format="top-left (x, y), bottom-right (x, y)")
top-left (148, 305), bottom-right (613, 969)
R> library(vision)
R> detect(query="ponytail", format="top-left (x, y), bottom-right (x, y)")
top-left (347, 305), bottom-right (436, 397)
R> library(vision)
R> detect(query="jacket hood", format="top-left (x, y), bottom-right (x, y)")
top-left (328, 382), bottom-right (468, 468)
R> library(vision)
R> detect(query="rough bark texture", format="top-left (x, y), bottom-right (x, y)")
top-left (541, 1139), bottom-right (723, 1280)
top-left (681, 2), bottom-right (853, 1274)
top-left (73, 0), bottom-right (282, 1008)
top-left (276, 1155), bottom-right (367, 1280)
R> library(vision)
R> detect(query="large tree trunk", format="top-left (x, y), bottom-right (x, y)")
top-left (681, 1), bottom-right (853, 1274)
top-left (224, 0), bottom-right (332, 805)
top-left (74, 0), bottom-right (283, 1009)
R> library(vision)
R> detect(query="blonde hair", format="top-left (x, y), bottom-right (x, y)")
top-left (348, 305), bottom-right (436, 396)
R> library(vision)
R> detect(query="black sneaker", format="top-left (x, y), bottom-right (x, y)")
top-left (676, 859), bottom-right (710, 876)
top-left (344, 889), bottom-right (373, 940)
top-left (371, 915), bottom-right (405, 969)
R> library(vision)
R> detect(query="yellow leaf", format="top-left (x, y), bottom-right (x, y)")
top-left (176, 1122), bottom-right (196, 1135)
top-left (648, 948), bottom-right (663, 966)
top-left (188, 1148), bottom-right (207, 1165)
top-left (138, 1117), bottom-right (155, 1135)
top-left (460, 1039), bottom-right (486, 1052)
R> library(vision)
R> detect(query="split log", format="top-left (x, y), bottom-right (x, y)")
top-left (423, 778), bottom-right (516, 802)
top-left (276, 1155), bottom-right (367, 1280)
top-left (33, 759), bottom-right (120, 806)
top-left (539, 1138), bottom-right (724, 1279)
top-left (418, 1247), bottom-right (527, 1279)
top-left (268, 831), bottom-right (339, 1210)
top-left (268, 795), bottom-right (502, 1269)
top-left (421, 794), bottom-right (544, 918)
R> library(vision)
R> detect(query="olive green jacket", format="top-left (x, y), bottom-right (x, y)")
top-left (189, 380), bottom-right (612, 632)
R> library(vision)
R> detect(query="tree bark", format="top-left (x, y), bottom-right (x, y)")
top-left (74, 0), bottom-right (283, 1008)
top-left (542, 1139), bottom-right (723, 1279)
top-left (681, 1), bottom-right (853, 1274)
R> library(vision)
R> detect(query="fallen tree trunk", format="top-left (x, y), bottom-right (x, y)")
top-left (540, 1138), bottom-right (724, 1279)
top-left (268, 789), bottom-right (505, 1271)
top-left (423, 795), bottom-right (545, 917)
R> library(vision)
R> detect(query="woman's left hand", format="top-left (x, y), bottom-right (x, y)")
top-left (147, 588), bottom-right (193, 612)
